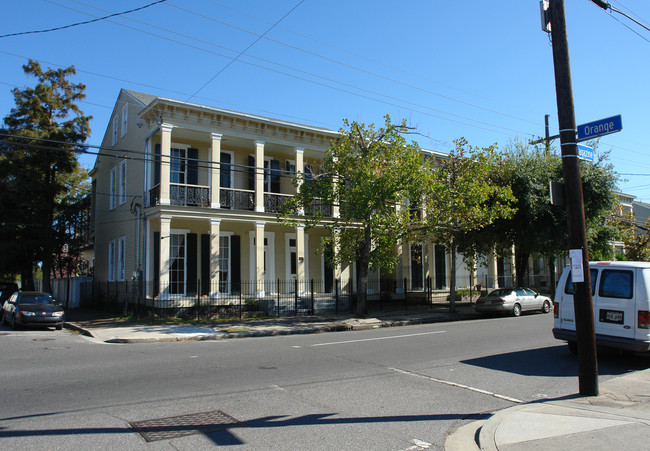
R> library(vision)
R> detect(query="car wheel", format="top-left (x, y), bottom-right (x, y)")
top-left (512, 303), bottom-right (521, 317)
top-left (56, 324), bottom-right (63, 331)
top-left (542, 300), bottom-right (551, 314)
top-left (568, 341), bottom-right (578, 354)
top-left (10, 314), bottom-right (18, 330)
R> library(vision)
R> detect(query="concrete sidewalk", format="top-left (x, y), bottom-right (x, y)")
top-left (63, 303), bottom-right (481, 344)
top-left (446, 367), bottom-right (650, 450)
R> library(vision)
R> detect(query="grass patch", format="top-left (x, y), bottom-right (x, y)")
top-left (219, 327), bottom-right (250, 333)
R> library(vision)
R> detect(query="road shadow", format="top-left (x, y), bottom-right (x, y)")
top-left (0, 411), bottom-right (488, 447)
top-left (461, 345), bottom-right (650, 377)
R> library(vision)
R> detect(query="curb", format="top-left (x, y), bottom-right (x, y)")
top-left (65, 312), bottom-right (481, 344)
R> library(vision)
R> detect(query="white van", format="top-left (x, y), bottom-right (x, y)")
top-left (553, 261), bottom-right (650, 354)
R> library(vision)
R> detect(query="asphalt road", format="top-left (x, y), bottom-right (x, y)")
top-left (0, 313), bottom-right (647, 450)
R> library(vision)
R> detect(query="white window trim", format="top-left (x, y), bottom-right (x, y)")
top-left (109, 167), bottom-right (117, 210)
top-left (108, 239), bottom-right (116, 282)
top-left (218, 231), bottom-right (234, 294)
top-left (111, 115), bottom-right (118, 146)
top-left (249, 231), bottom-right (275, 290)
top-left (119, 160), bottom-right (127, 205)
top-left (118, 236), bottom-right (126, 281)
top-left (169, 229), bottom-right (190, 297)
top-left (121, 104), bottom-right (128, 137)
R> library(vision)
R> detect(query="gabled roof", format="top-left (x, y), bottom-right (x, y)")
top-left (122, 89), bottom-right (157, 107)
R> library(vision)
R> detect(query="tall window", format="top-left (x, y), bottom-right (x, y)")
top-left (109, 168), bottom-right (117, 209)
top-left (108, 240), bottom-right (116, 281)
top-left (171, 148), bottom-right (186, 184)
top-left (170, 233), bottom-right (186, 295)
top-left (118, 237), bottom-right (126, 281)
top-left (220, 151), bottom-right (232, 188)
top-left (119, 160), bottom-right (127, 205)
top-left (121, 104), bottom-right (128, 137)
top-left (218, 235), bottom-right (230, 293)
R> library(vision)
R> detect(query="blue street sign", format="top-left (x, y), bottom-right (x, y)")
top-left (578, 144), bottom-right (594, 162)
top-left (577, 115), bottom-right (622, 142)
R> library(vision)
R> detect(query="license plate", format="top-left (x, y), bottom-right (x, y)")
top-left (599, 309), bottom-right (624, 324)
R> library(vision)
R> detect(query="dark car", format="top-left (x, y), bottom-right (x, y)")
top-left (2, 291), bottom-right (65, 330)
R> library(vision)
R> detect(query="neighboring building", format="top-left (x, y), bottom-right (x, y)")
top-left (92, 90), bottom-right (510, 309)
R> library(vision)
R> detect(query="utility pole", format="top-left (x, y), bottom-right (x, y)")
top-left (548, 0), bottom-right (599, 396)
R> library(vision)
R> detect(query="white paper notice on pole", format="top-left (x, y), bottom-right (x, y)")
top-left (570, 249), bottom-right (584, 283)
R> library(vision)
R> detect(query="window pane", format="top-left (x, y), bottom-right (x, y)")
top-left (599, 270), bottom-right (633, 299)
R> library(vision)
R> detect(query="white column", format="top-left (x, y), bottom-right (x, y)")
top-left (296, 225), bottom-right (305, 283)
top-left (510, 244), bottom-right (517, 286)
top-left (210, 133), bottom-right (222, 209)
top-left (159, 216), bottom-right (171, 297)
top-left (255, 140), bottom-right (265, 213)
top-left (159, 125), bottom-right (173, 206)
top-left (490, 248), bottom-right (499, 289)
top-left (210, 218), bottom-right (221, 296)
top-left (295, 147), bottom-right (305, 215)
top-left (255, 221), bottom-right (265, 295)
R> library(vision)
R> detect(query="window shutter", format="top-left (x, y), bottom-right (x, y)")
top-left (271, 159), bottom-right (280, 193)
top-left (231, 235), bottom-right (241, 292)
top-left (153, 231), bottom-right (160, 297)
top-left (201, 234), bottom-right (210, 296)
top-left (154, 144), bottom-right (161, 186)
top-left (247, 155), bottom-right (255, 191)
top-left (187, 148), bottom-right (199, 185)
top-left (187, 233), bottom-right (197, 295)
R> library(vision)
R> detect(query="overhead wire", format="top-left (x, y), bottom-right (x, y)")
top-left (0, 0), bottom-right (168, 39)
top-left (45, 0), bottom-right (542, 140)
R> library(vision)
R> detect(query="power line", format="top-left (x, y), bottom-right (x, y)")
top-left (185, 0), bottom-right (305, 103)
top-left (0, 0), bottom-right (168, 39)
top-left (43, 1), bottom-right (542, 139)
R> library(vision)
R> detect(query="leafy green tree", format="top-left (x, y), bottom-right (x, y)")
top-left (280, 116), bottom-right (429, 317)
top-left (0, 60), bottom-right (90, 290)
top-left (421, 138), bottom-right (516, 311)
top-left (484, 140), bottom-right (618, 287)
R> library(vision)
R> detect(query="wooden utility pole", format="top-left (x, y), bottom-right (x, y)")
top-left (548, 0), bottom-right (599, 396)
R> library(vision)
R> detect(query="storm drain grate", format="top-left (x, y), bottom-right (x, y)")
top-left (129, 410), bottom-right (244, 442)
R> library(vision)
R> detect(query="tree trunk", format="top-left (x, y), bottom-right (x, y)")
top-left (41, 164), bottom-right (56, 294)
top-left (21, 265), bottom-right (35, 291)
top-left (449, 242), bottom-right (457, 313)
top-left (355, 226), bottom-right (372, 318)
top-left (548, 255), bottom-right (557, 295)
top-left (515, 248), bottom-right (529, 287)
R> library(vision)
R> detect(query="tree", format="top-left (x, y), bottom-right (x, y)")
top-left (484, 140), bottom-right (618, 287)
top-left (280, 116), bottom-right (429, 317)
top-left (0, 60), bottom-right (90, 290)
top-left (421, 138), bottom-right (516, 311)
top-left (613, 210), bottom-right (650, 261)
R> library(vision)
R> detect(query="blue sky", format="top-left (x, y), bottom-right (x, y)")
top-left (2, 1), bottom-right (649, 200)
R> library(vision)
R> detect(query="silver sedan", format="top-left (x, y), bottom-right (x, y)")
top-left (474, 287), bottom-right (551, 317)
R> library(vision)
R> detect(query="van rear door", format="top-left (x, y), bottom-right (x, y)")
top-left (558, 267), bottom-right (599, 332)
top-left (595, 267), bottom-right (636, 339)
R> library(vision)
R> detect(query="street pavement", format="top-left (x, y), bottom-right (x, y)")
top-left (63, 304), bottom-right (650, 450)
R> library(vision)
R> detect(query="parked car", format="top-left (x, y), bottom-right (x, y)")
top-left (0, 282), bottom-right (19, 305)
top-left (1, 291), bottom-right (65, 330)
top-left (474, 287), bottom-right (552, 317)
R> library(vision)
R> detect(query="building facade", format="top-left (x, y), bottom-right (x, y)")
top-left (93, 90), bottom-right (512, 309)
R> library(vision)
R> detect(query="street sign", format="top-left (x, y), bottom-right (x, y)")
top-left (577, 115), bottom-right (622, 142)
top-left (577, 144), bottom-right (594, 162)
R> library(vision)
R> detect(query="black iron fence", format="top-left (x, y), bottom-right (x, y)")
top-left (84, 275), bottom-right (499, 321)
